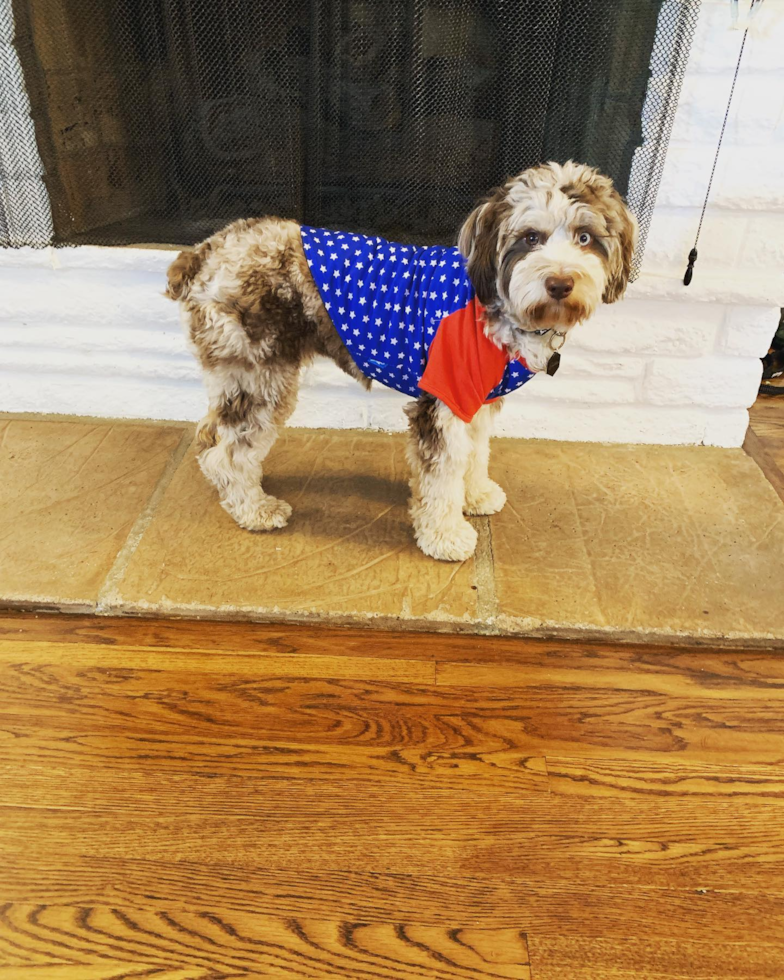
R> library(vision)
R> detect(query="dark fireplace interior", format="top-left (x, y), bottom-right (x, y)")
top-left (8, 0), bottom-right (699, 271)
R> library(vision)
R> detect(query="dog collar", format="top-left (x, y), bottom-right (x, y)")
top-left (530, 328), bottom-right (566, 350)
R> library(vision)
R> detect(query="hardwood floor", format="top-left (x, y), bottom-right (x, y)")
top-left (747, 396), bottom-right (784, 502)
top-left (1, 613), bottom-right (783, 979)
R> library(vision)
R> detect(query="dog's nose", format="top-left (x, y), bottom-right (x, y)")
top-left (545, 275), bottom-right (574, 300)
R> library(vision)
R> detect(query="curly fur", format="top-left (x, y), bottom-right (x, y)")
top-left (167, 162), bottom-right (635, 560)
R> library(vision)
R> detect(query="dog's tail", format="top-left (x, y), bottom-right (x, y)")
top-left (165, 248), bottom-right (204, 301)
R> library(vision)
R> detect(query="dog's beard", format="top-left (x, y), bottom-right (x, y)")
top-left (505, 243), bottom-right (605, 333)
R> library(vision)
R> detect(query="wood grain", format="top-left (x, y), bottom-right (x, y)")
top-left (4, 857), bottom-right (784, 941)
top-left (2, 612), bottom-right (784, 978)
top-left (527, 937), bottom-right (784, 980)
top-left (0, 903), bottom-right (530, 979)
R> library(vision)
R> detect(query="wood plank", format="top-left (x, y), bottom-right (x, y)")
top-left (2, 857), bottom-right (784, 941)
top-left (0, 638), bottom-right (434, 683)
top-left (744, 427), bottom-right (784, 504)
top-left (435, 656), bottom-right (784, 696)
top-left (2, 799), bottom-right (783, 890)
top-left (546, 756), bottom-right (784, 800)
top-left (3, 660), bottom-right (784, 767)
top-left (527, 936), bottom-right (784, 979)
top-left (2, 611), bottom-right (778, 668)
top-left (0, 748), bottom-right (550, 801)
top-left (0, 903), bottom-right (530, 979)
top-left (4, 610), bottom-right (784, 974)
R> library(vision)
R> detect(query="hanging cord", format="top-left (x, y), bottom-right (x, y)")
top-left (683, 2), bottom-right (758, 285)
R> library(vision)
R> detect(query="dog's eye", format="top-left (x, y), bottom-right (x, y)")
top-left (578, 231), bottom-right (592, 246)
top-left (524, 232), bottom-right (541, 247)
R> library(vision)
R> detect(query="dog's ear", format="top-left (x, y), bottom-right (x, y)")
top-left (458, 195), bottom-right (507, 307)
top-left (603, 200), bottom-right (638, 304)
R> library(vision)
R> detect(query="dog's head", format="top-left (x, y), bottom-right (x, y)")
top-left (458, 161), bottom-right (637, 334)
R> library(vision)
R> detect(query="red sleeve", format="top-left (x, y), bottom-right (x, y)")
top-left (418, 299), bottom-right (508, 423)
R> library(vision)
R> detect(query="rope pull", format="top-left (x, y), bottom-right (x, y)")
top-left (683, 248), bottom-right (698, 286)
top-left (683, 12), bottom-right (751, 286)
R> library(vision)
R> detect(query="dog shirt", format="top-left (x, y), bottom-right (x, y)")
top-left (300, 226), bottom-right (534, 423)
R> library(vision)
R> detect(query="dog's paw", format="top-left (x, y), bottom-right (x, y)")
top-left (415, 518), bottom-right (478, 562)
top-left (464, 480), bottom-right (507, 516)
top-left (225, 495), bottom-right (292, 531)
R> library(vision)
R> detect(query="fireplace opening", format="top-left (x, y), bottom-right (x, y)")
top-left (4, 0), bottom-right (699, 273)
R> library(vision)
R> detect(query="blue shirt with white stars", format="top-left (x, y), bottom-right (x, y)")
top-left (300, 226), bottom-right (534, 401)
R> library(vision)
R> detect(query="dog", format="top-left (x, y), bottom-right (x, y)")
top-left (166, 161), bottom-right (637, 561)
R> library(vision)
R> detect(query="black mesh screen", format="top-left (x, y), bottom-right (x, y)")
top-left (4, 0), bottom-right (699, 274)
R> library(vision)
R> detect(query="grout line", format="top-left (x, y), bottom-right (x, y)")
top-left (96, 428), bottom-right (194, 612)
top-left (472, 516), bottom-right (499, 626)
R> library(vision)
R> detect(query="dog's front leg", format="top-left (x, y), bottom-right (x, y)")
top-left (464, 401), bottom-right (506, 516)
top-left (405, 395), bottom-right (477, 562)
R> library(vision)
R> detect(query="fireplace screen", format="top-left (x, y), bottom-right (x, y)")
top-left (4, 0), bottom-right (699, 273)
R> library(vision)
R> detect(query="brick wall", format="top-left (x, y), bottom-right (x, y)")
top-left (0, 0), bottom-right (782, 446)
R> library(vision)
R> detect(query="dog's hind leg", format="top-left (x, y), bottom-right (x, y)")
top-left (196, 363), bottom-right (300, 531)
top-left (405, 394), bottom-right (477, 562)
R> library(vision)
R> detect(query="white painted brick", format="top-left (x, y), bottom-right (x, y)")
top-left (0, 68), bottom-right (31, 114)
top-left (703, 409), bottom-right (750, 448)
top-left (555, 349), bottom-right (646, 381)
top-left (655, 145), bottom-right (729, 209)
top-left (301, 357), bottom-right (358, 389)
top-left (713, 148), bottom-right (784, 212)
top-left (646, 355), bottom-right (763, 408)
top-left (367, 389), bottom-right (411, 432)
top-left (0, 370), bottom-right (205, 421)
top-left (572, 300), bottom-right (723, 356)
top-left (496, 399), bottom-right (707, 445)
top-left (719, 306), bottom-right (781, 357)
top-left (0, 322), bottom-right (189, 356)
top-left (0, 180), bottom-right (52, 246)
top-left (288, 387), bottom-right (370, 431)
top-left (522, 374), bottom-right (637, 404)
top-left (642, 207), bottom-right (748, 272)
top-left (629, 270), bottom-right (784, 309)
top-left (0, 111), bottom-right (45, 176)
top-left (687, 3), bottom-right (746, 75)
top-left (0, 245), bottom-right (57, 268)
top-left (738, 213), bottom-right (784, 272)
top-left (687, 2), bottom-right (784, 75)
top-left (1, 345), bottom-right (200, 382)
top-left (53, 245), bottom-right (178, 273)
top-left (669, 73), bottom-right (784, 146)
top-left (0, 269), bottom-right (177, 327)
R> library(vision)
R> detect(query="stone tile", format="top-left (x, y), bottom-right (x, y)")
top-left (110, 429), bottom-right (479, 625)
top-left (0, 418), bottom-right (187, 607)
top-left (490, 439), bottom-right (784, 642)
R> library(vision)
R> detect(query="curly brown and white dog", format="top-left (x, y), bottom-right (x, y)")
top-left (167, 161), bottom-right (636, 561)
